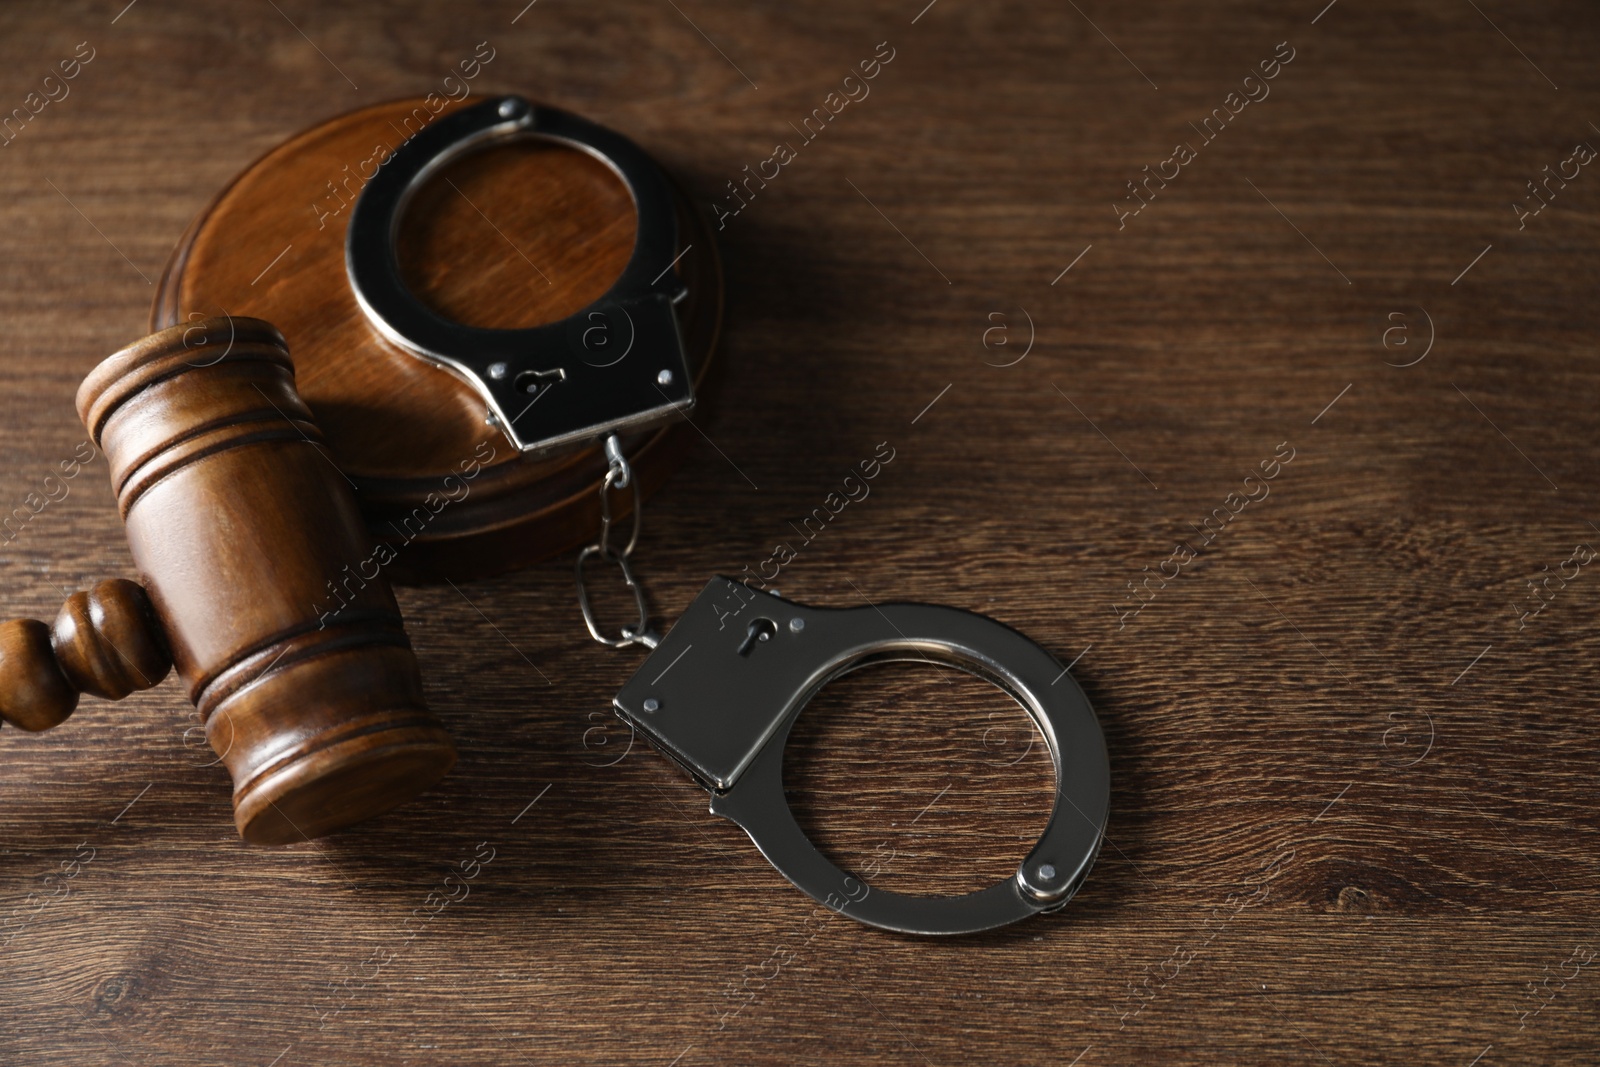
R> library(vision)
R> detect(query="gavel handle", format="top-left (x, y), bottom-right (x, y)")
top-left (0, 579), bottom-right (172, 732)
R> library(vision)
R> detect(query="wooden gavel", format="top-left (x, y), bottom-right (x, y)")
top-left (0, 317), bottom-right (455, 844)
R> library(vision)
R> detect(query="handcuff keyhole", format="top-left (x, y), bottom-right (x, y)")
top-left (514, 366), bottom-right (566, 396)
top-left (737, 617), bottom-right (777, 657)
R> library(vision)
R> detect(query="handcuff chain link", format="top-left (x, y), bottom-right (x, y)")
top-left (576, 435), bottom-right (659, 650)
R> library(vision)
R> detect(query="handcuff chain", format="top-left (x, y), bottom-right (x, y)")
top-left (576, 435), bottom-right (659, 650)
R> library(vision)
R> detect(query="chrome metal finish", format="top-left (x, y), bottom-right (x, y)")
top-left (346, 96), bottom-right (695, 455)
top-left (576, 544), bottom-right (657, 649)
top-left (603, 434), bottom-right (631, 490)
top-left (615, 578), bottom-right (1110, 936)
top-left (576, 434), bottom-right (657, 650)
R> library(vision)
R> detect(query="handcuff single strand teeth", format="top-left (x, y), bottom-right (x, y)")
top-left (347, 95), bottom-right (1111, 935)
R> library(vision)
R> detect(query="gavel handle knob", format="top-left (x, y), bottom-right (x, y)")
top-left (0, 578), bottom-right (173, 732)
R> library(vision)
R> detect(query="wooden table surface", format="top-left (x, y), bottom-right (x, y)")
top-left (3, 1), bottom-right (1598, 1064)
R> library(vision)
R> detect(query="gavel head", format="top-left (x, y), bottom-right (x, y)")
top-left (70, 316), bottom-right (455, 844)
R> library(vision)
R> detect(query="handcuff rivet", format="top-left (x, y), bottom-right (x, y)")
top-left (657, 369), bottom-right (674, 386)
top-left (613, 580), bottom-right (1111, 935)
top-left (346, 98), bottom-right (694, 455)
top-left (789, 618), bottom-right (805, 633)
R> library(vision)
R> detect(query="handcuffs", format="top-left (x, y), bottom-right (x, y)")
top-left (347, 95), bottom-right (1110, 935)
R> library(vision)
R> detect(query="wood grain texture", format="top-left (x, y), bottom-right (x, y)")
top-left (50, 579), bottom-right (171, 703)
top-left (0, 578), bottom-right (168, 732)
top-left (153, 96), bottom-right (724, 582)
top-left (78, 317), bottom-right (456, 845)
top-left (0, 618), bottom-right (80, 731)
top-left (1, 1), bottom-right (1599, 1065)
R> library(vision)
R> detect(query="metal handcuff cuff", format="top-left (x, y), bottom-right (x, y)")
top-left (347, 96), bottom-right (1110, 935)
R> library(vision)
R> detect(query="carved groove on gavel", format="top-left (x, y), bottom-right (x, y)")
top-left (0, 317), bottom-right (456, 844)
